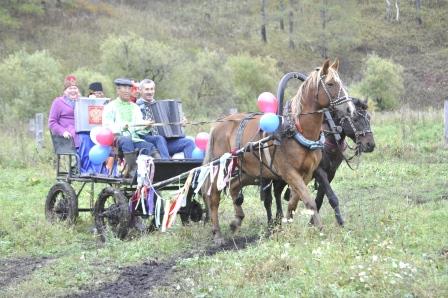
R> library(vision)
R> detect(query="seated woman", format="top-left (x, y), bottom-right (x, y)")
top-left (48, 75), bottom-right (106, 174)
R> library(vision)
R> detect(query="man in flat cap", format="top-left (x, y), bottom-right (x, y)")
top-left (88, 82), bottom-right (105, 98)
top-left (102, 78), bottom-right (160, 178)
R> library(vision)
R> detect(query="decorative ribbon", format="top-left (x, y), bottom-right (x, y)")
top-left (194, 166), bottom-right (210, 194)
top-left (161, 170), bottom-right (195, 232)
top-left (217, 153), bottom-right (232, 191)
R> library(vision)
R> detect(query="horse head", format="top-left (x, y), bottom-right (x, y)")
top-left (313, 59), bottom-right (355, 116)
top-left (291, 60), bottom-right (354, 117)
top-left (338, 98), bottom-right (375, 153)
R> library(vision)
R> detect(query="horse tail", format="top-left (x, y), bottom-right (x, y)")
top-left (200, 127), bottom-right (216, 222)
top-left (203, 127), bottom-right (215, 165)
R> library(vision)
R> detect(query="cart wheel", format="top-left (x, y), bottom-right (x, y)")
top-left (45, 182), bottom-right (78, 224)
top-left (94, 187), bottom-right (130, 242)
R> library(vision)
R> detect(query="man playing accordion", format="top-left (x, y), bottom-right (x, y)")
top-left (137, 79), bottom-right (195, 159)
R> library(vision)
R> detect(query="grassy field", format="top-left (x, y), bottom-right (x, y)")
top-left (0, 109), bottom-right (447, 297)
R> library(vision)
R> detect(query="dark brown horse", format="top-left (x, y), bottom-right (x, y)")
top-left (261, 98), bottom-right (375, 226)
top-left (202, 60), bottom-right (355, 244)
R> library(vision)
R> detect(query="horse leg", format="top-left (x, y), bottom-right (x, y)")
top-left (314, 167), bottom-right (344, 226)
top-left (228, 175), bottom-right (251, 233)
top-left (308, 183), bottom-right (325, 225)
top-left (273, 180), bottom-right (286, 223)
top-left (284, 171), bottom-right (322, 228)
top-left (260, 179), bottom-right (273, 225)
top-left (207, 181), bottom-right (225, 245)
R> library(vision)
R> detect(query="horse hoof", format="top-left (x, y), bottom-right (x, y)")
top-left (283, 217), bottom-right (293, 224)
top-left (214, 237), bottom-right (225, 246)
top-left (230, 220), bottom-right (240, 233)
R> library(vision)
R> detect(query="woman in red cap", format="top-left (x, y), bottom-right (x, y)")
top-left (48, 75), bottom-right (104, 174)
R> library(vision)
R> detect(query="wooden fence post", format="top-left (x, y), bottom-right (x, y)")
top-left (445, 98), bottom-right (448, 146)
top-left (35, 113), bottom-right (44, 149)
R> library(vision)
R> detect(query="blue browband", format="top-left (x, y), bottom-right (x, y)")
top-left (293, 131), bottom-right (325, 150)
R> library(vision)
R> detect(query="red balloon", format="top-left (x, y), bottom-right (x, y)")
top-left (195, 132), bottom-right (209, 151)
top-left (257, 92), bottom-right (278, 113)
top-left (96, 127), bottom-right (115, 146)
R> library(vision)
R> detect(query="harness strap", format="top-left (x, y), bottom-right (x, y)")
top-left (235, 112), bottom-right (262, 150)
top-left (249, 141), bottom-right (282, 179)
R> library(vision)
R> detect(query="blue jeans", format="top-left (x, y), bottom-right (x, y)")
top-left (116, 136), bottom-right (154, 155)
top-left (142, 134), bottom-right (170, 159)
top-left (167, 137), bottom-right (195, 158)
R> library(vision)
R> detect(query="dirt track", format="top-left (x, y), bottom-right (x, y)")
top-left (0, 256), bottom-right (53, 290)
top-left (70, 235), bottom-right (258, 297)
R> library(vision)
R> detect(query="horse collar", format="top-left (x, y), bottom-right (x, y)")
top-left (293, 131), bottom-right (325, 150)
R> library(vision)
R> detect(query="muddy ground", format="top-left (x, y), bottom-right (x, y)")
top-left (0, 235), bottom-right (259, 297)
top-left (0, 256), bottom-right (53, 289)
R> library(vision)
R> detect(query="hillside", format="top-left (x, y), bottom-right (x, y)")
top-left (0, 0), bottom-right (447, 117)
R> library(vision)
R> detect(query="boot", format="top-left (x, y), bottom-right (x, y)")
top-left (122, 152), bottom-right (138, 178)
top-left (150, 149), bottom-right (161, 159)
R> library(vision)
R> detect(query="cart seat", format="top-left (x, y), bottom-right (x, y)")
top-left (50, 132), bottom-right (80, 177)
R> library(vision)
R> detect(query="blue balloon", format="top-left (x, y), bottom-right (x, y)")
top-left (260, 113), bottom-right (280, 133)
top-left (89, 144), bottom-right (111, 165)
top-left (191, 147), bottom-right (205, 159)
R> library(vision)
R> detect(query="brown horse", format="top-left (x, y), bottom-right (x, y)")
top-left (202, 60), bottom-right (355, 245)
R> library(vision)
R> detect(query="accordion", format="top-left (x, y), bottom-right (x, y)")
top-left (150, 100), bottom-right (185, 138)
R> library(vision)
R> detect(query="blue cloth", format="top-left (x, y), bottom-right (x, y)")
top-left (117, 136), bottom-right (154, 155)
top-left (167, 137), bottom-right (195, 158)
top-left (143, 134), bottom-right (170, 159)
top-left (77, 133), bottom-right (108, 174)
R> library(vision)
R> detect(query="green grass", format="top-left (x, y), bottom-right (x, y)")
top-left (0, 110), bottom-right (447, 297)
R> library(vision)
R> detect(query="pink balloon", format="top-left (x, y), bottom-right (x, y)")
top-left (195, 132), bottom-right (209, 151)
top-left (96, 127), bottom-right (115, 146)
top-left (257, 92), bottom-right (278, 113)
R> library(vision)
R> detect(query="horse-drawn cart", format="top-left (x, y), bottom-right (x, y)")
top-left (45, 134), bottom-right (204, 241)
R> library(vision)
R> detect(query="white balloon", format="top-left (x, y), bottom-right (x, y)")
top-left (89, 126), bottom-right (102, 145)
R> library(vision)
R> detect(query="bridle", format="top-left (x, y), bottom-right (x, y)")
top-left (339, 109), bottom-right (372, 140)
top-left (318, 74), bottom-right (353, 109)
top-left (332, 108), bottom-right (372, 169)
top-left (299, 73), bottom-right (353, 117)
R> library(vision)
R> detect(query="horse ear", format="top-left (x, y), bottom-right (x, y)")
top-left (362, 97), bottom-right (369, 109)
top-left (331, 58), bottom-right (339, 71)
top-left (322, 59), bottom-right (331, 75)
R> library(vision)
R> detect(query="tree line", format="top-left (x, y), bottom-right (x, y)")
top-left (0, 32), bottom-right (403, 123)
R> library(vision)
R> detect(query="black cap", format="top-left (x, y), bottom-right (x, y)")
top-left (114, 78), bottom-right (133, 87)
top-left (89, 82), bottom-right (103, 92)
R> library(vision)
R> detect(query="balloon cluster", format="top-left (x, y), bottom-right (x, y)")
top-left (191, 132), bottom-right (209, 159)
top-left (257, 92), bottom-right (280, 133)
top-left (89, 126), bottom-right (114, 165)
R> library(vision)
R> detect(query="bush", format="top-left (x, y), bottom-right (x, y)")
top-left (99, 33), bottom-right (181, 96)
top-left (351, 54), bottom-right (404, 111)
top-left (0, 50), bottom-right (62, 122)
top-left (226, 54), bottom-right (280, 112)
top-left (171, 49), bottom-right (235, 118)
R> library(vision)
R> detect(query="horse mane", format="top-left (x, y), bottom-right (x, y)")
top-left (289, 68), bottom-right (321, 118)
top-left (289, 66), bottom-right (347, 119)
